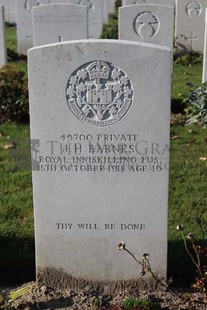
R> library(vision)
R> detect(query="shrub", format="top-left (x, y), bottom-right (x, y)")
top-left (184, 83), bottom-right (207, 126)
top-left (174, 52), bottom-right (202, 66)
top-left (101, 14), bottom-right (118, 39)
top-left (0, 64), bottom-right (29, 123)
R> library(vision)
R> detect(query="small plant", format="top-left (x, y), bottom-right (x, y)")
top-left (176, 220), bottom-right (207, 301)
top-left (0, 64), bottom-right (29, 123)
top-left (101, 14), bottom-right (118, 39)
top-left (92, 296), bottom-right (101, 308)
top-left (118, 242), bottom-right (166, 289)
top-left (0, 284), bottom-right (33, 309)
top-left (123, 297), bottom-right (155, 309)
top-left (184, 83), bottom-right (207, 126)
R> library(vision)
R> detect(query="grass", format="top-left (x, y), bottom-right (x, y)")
top-left (1, 20), bottom-right (207, 285)
top-left (6, 24), bottom-right (27, 74)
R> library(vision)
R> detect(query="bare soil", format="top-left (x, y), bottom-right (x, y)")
top-left (1, 282), bottom-right (207, 310)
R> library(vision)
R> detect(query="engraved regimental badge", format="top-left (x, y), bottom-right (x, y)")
top-left (66, 61), bottom-right (134, 127)
top-left (134, 11), bottom-right (159, 38)
top-left (186, 1), bottom-right (202, 17)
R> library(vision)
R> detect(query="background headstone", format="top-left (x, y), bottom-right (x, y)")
top-left (0, 0), bottom-right (16, 24)
top-left (202, 9), bottom-right (207, 83)
top-left (32, 4), bottom-right (88, 46)
top-left (0, 6), bottom-right (7, 67)
top-left (63, 0), bottom-right (104, 38)
top-left (122, 0), bottom-right (174, 7)
top-left (108, 0), bottom-right (116, 14)
top-left (175, 0), bottom-right (207, 53)
top-left (16, 0), bottom-right (57, 55)
top-left (28, 39), bottom-right (172, 287)
top-left (103, 0), bottom-right (109, 23)
top-left (119, 4), bottom-right (174, 50)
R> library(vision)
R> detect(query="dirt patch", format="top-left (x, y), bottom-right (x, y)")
top-left (1, 282), bottom-right (207, 310)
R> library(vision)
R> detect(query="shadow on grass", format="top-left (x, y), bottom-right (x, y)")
top-left (0, 238), bottom-right (199, 288)
top-left (168, 239), bottom-right (198, 287)
top-left (171, 98), bottom-right (186, 114)
top-left (0, 237), bottom-right (35, 285)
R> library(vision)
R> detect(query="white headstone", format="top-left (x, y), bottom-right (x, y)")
top-left (202, 9), bottom-right (207, 83)
top-left (108, 0), bottom-right (116, 14)
top-left (175, 0), bottom-right (207, 53)
top-left (103, 0), bottom-right (109, 23)
top-left (32, 4), bottom-right (88, 46)
top-left (0, 0), bottom-right (16, 24)
top-left (0, 6), bottom-right (7, 67)
top-left (28, 39), bottom-right (172, 288)
top-left (16, 0), bottom-right (57, 55)
top-left (119, 4), bottom-right (174, 50)
top-left (122, 0), bottom-right (174, 7)
top-left (63, 0), bottom-right (104, 38)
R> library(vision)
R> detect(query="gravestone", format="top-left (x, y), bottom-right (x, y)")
top-left (119, 4), bottom-right (174, 50)
top-left (175, 0), bottom-right (207, 53)
top-left (16, 0), bottom-right (57, 55)
top-left (122, 0), bottom-right (174, 7)
top-left (108, 0), bottom-right (115, 14)
top-left (0, 0), bottom-right (16, 24)
top-left (28, 39), bottom-right (172, 288)
top-left (65, 0), bottom-right (104, 38)
top-left (103, 0), bottom-right (109, 23)
top-left (0, 6), bottom-right (7, 67)
top-left (32, 4), bottom-right (88, 46)
top-left (202, 9), bottom-right (207, 82)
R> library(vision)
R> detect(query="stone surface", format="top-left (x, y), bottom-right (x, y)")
top-left (122, 0), bottom-right (174, 7)
top-left (32, 4), bottom-right (88, 47)
top-left (16, 0), bottom-right (57, 55)
top-left (108, 0), bottom-right (116, 14)
top-left (62, 0), bottom-right (104, 38)
top-left (0, 0), bottom-right (16, 24)
top-left (119, 4), bottom-right (174, 50)
top-left (28, 39), bottom-right (172, 286)
top-left (0, 6), bottom-right (7, 67)
top-left (202, 9), bottom-right (207, 82)
top-left (175, 0), bottom-right (207, 53)
top-left (103, 0), bottom-right (109, 23)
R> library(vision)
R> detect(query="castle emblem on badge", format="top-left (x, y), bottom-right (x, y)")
top-left (66, 61), bottom-right (133, 127)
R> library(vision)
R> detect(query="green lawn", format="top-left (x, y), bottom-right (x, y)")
top-left (1, 22), bottom-right (207, 285)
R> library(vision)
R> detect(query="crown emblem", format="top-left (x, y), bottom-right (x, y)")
top-left (87, 61), bottom-right (110, 80)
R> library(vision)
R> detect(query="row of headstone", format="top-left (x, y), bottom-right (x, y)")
top-left (0, 5), bottom-right (7, 67)
top-left (0, 0), bottom-right (115, 24)
top-left (121, 0), bottom-right (207, 55)
top-left (16, 0), bottom-right (115, 55)
top-left (5, 0), bottom-right (207, 57)
top-left (28, 38), bottom-right (172, 288)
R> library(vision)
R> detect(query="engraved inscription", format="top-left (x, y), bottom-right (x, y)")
top-left (134, 11), bottom-right (159, 38)
top-left (78, 0), bottom-right (94, 12)
top-left (186, 1), bottom-right (202, 17)
top-left (66, 61), bottom-right (134, 127)
top-left (34, 13), bottom-right (85, 24)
